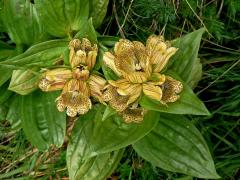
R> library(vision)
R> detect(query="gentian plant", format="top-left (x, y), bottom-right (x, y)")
top-left (0, 0), bottom-right (220, 179)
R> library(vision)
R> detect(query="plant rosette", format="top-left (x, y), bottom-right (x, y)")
top-left (0, 15), bottom-right (220, 179)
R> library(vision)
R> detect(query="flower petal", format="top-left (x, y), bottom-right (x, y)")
top-left (143, 82), bottom-right (162, 101)
top-left (122, 107), bottom-right (144, 123)
top-left (103, 52), bottom-right (122, 76)
top-left (73, 50), bottom-right (86, 68)
top-left (153, 47), bottom-right (178, 73)
top-left (108, 79), bottom-right (142, 105)
top-left (149, 73), bottom-right (166, 85)
top-left (103, 85), bottom-right (129, 112)
top-left (57, 90), bottom-right (92, 116)
top-left (133, 41), bottom-right (151, 73)
top-left (146, 35), bottom-right (178, 73)
top-left (88, 74), bottom-right (107, 103)
top-left (86, 50), bottom-right (97, 70)
top-left (76, 96), bottom-right (92, 115)
top-left (66, 107), bottom-right (78, 117)
top-left (127, 86), bottom-right (142, 105)
top-left (147, 35), bottom-right (166, 58)
top-left (161, 76), bottom-right (183, 103)
top-left (72, 65), bottom-right (90, 81)
top-left (39, 68), bottom-right (72, 92)
top-left (114, 40), bottom-right (152, 83)
top-left (69, 38), bottom-right (98, 69)
top-left (114, 39), bottom-right (135, 56)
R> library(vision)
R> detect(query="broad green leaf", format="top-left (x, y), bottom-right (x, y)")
top-left (0, 68), bottom-right (12, 87)
top-left (20, 91), bottom-right (66, 151)
top-left (0, 49), bottom-right (16, 60)
top-left (0, 105), bottom-right (8, 120)
top-left (188, 58), bottom-right (202, 88)
top-left (0, 39), bottom-right (68, 69)
top-left (0, 41), bottom-right (16, 87)
top-left (68, 148), bottom-right (124, 180)
top-left (8, 69), bottom-right (41, 95)
top-left (0, 1), bottom-right (6, 32)
top-left (74, 18), bottom-right (98, 43)
top-left (89, 0), bottom-right (109, 28)
top-left (167, 28), bottom-right (205, 88)
top-left (133, 114), bottom-right (220, 179)
top-left (102, 106), bottom-right (117, 121)
top-left (35, 0), bottom-right (89, 37)
top-left (6, 95), bottom-right (22, 129)
top-left (140, 71), bottom-right (210, 115)
top-left (0, 82), bottom-right (13, 104)
top-left (67, 104), bottom-right (159, 161)
top-left (2, 0), bottom-right (48, 46)
top-left (98, 35), bottom-right (119, 47)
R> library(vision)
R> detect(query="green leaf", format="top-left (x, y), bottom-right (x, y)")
top-left (168, 28), bottom-right (205, 88)
top-left (102, 106), bottom-right (117, 121)
top-left (8, 68), bottom-right (41, 95)
top-left (74, 18), bottom-right (98, 43)
top-left (6, 95), bottom-right (22, 129)
top-left (0, 1), bottom-right (6, 32)
top-left (0, 40), bottom-right (16, 60)
top-left (67, 104), bottom-right (159, 161)
top-left (0, 41), bottom-right (17, 87)
top-left (89, 0), bottom-right (109, 28)
top-left (0, 105), bottom-right (8, 120)
top-left (98, 35), bottom-right (119, 47)
top-left (140, 84), bottom-right (209, 115)
top-left (35, 0), bottom-right (89, 37)
top-left (2, 0), bottom-right (48, 46)
top-left (0, 49), bottom-right (16, 61)
top-left (20, 91), bottom-right (66, 151)
top-left (67, 148), bottom-right (124, 180)
top-left (140, 71), bottom-right (210, 115)
top-left (0, 82), bottom-right (13, 104)
top-left (0, 39), bottom-right (68, 69)
top-left (0, 68), bottom-right (12, 87)
top-left (133, 114), bottom-right (220, 179)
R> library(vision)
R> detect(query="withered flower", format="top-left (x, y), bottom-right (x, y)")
top-left (39, 38), bottom-right (106, 117)
top-left (103, 35), bottom-right (183, 123)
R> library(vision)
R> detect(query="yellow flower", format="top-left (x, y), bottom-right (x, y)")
top-left (39, 38), bottom-right (106, 117)
top-left (103, 35), bottom-right (183, 122)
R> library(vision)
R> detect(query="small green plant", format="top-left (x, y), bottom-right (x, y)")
top-left (0, 0), bottom-right (224, 179)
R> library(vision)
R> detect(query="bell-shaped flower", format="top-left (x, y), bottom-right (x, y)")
top-left (103, 35), bottom-right (183, 123)
top-left (39, 38), bottom-right (106, 117)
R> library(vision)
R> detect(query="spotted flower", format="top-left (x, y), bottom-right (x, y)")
top-left (39, 38), bottom-right (106, 117)
top-left (103, 35), bottom-right (183, 123)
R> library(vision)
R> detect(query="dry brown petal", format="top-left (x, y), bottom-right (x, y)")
top-left (38, 68), bottom-right (72, 92)
top-left (161, 76), bottom-right (183, 103)
top-left (122, 107), bottom-right (144, 123)
top-left (103, 85), bottom-right (129, 112)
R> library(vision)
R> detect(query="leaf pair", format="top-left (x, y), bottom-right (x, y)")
top-left (67, 106), bottom-right (219, 180)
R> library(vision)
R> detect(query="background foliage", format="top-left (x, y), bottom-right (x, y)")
top-left (0, 0), bottom-right (239, 179)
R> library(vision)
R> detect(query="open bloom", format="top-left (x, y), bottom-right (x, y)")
top-left (39, 38), bottom-right (106, 117)
top-left (103, 35), bottom-right (183, 123)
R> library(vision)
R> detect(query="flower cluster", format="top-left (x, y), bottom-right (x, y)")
top-left (39, 38), bottom-right (106, 117)
top-left (102, 35), bottom-right (183, 123)
top-left (38, 36), bottom-right (183, 123)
